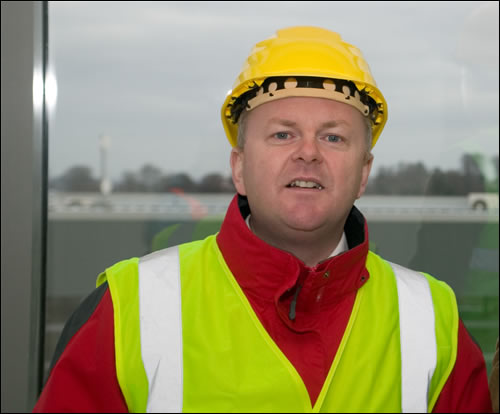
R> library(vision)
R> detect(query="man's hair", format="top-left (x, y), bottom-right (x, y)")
top-left (236, 108), bottom-right (373, 155)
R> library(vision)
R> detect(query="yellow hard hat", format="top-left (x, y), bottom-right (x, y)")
top-left (221, 26), bottom-right (388, 148)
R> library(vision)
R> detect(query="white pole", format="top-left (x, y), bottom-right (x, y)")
top-left (99, 134), bottom-right (112, 196)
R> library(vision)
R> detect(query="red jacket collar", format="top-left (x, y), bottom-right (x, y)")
top-left (216, 194), bottom-right (370, 329)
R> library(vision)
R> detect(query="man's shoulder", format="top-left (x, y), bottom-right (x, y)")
top-left (98, 236), bottom-right (218, 286)
top-left (143, 235), bottom-right (217, 262)
top-left (366, 251), bottom-right (457, 300)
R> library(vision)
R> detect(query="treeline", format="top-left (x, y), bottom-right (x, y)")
top-left (50, 153), bottom-right (498, 195)
top-left (365, 154), bottom-right (498, 195)
top-left (50, 164), bottom-right (236, 193)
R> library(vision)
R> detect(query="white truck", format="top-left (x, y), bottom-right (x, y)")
top-left (467, 192), bottom-right (499, 210)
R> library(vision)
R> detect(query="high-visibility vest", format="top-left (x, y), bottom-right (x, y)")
top-left (97, 235), bottom-right (458, 413)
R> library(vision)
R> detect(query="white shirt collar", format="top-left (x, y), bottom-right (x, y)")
top-left (329, 232), bottom-right (348, 257)
top-left (245, 214), bottom-right (349, 258)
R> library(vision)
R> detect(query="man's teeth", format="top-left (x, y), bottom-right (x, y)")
top-left (288, 180), bottom-right (323, 189)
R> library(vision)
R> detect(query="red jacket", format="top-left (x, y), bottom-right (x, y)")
top-left (34, 195), bottom-right (492, 412)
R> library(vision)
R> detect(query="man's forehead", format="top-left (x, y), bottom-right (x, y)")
top-left (246, 97), bottom-right (362, 126)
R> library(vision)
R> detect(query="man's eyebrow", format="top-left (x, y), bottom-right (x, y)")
top-left (319, 120), bottom-right (350, 128)
top-left (267, 118), bottom-right (299, 127)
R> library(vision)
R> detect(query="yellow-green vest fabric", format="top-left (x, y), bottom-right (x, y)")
top-left (97, 235), bottom-right (459, 413)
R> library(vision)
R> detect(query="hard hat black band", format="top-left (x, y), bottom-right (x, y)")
top-left (228, 76), bottom-right (379, 125)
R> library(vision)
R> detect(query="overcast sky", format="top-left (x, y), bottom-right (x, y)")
top-left (47, 1), bottom-right (499, 182)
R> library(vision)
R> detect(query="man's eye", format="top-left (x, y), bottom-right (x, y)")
top-left (275, 132), bottom-right (290, 140)
top-left (326, 134), bottom-right (341, 143)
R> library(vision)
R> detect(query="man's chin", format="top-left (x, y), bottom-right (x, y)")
top-left (282, 216), bottom-right (327, 234)
top-left (280, 207), bottom-right (348, 235)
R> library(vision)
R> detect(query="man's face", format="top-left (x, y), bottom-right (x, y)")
top-left (230, 96), bottom-right (373, 244)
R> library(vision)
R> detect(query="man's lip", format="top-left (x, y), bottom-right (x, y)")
top-left (285, 177), bottom-right (325, 189)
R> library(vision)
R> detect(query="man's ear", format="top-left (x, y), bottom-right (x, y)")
top-left (357, 153), bottom-right (374, 199)
top-left (230, 148), bottom-right (246, 196)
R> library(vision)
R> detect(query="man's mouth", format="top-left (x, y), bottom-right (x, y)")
top-left (286, 180), bottom-right (324, 190)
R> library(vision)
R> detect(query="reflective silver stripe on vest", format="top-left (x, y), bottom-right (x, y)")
top-left (389, 262), bottom-right (437, 413)
top-left (137, 250), bottom-right (437, 413)
top-left (139, 246), bottom-right (183, 413)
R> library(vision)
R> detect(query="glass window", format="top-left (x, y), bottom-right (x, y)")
top-left (46, 1), bottom-right (498, 379)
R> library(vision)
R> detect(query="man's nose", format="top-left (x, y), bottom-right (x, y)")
top-left (292, 136), bottom-right (323, 164)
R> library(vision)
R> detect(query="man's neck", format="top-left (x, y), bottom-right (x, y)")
top-left (246, 215), bottom-right (347, 267)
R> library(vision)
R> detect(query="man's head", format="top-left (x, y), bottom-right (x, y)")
top-left (230, 96), bottom-right (373, 251)
top-left (222, 27), bottom-right (387, 256)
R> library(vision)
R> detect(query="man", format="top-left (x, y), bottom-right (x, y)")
top-left (491, 339), bottom-right (499, 412)
top-left (34, 26), bottom-right (492, 413)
